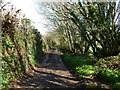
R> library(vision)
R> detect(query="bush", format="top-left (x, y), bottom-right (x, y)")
top-left (63, 55), bottom-right (94, 68)
top-left (117, 53), bottom-right (120, 57)
top-left (75, 65), bottom-right (99, 77)
top-left (1, 4), bottom-right (43, 89)
top-left (95, 56), bottom-right (120, 83)
top-left (97, 68), bottom-right (120, 83)
top-left (113, 82), bottom-right (120, 89)
top-left (63, 55), bottom-right (120, 85)
top-left (95, 56), bottom-right (120, 70)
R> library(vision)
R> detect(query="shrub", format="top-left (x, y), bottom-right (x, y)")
top-left (75, 65), bottom-right (99, 77)
top-left (63, 55), bottom-right (94, 68)
top-left (95, 56), bottom-right (120, 70)
top-left (113, 82), bottom-right (120, 89)
top-left (63, 55), bottom-right (120, 85)
top-left (97, 68), bottom-right (120, 83)
top-left (95, 56), bottom-right (120, 83)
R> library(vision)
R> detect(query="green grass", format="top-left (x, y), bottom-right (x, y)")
top-left (62, 55), bottom-right (96, 78)
top-left (63, 55), bottom-right (94, 68)
top-left (76, 65), bottom-right (99, 76)
top-left (97, 68), bottom-right (120, 83)
top-left (62, 55), bottom-right (120, 87)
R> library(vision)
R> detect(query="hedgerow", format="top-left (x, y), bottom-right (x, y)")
top-left (0, 3), bottom-right (43, 89)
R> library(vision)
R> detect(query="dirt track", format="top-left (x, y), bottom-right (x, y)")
top-left (8, 53), bottom-right (79, 89)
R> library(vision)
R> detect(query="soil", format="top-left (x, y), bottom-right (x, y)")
top-left (8, 53), bottom-right (112, 90)
top-left (8, 53), bottom-right (80, 89)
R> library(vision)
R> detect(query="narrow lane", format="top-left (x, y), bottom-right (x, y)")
top-left (9, 53), bottom-right (79, 89)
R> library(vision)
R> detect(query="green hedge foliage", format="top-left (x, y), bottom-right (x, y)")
top-left (1, 4), bottom-right (43, 89)
top-left (63, 55), bottom-right (120, 88)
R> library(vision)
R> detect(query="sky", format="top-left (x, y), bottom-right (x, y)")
top-left (4, 0), bottom-right (51, 35)
top-left (3, 0), bottom-right (119, 35)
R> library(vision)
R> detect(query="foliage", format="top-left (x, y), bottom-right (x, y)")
top-left (113, 82), bottom-right (120, 89)
top-left (63, 55), bottom-right (94, 68)
top-left (63, 55), bottom-right (120, 85)
top-left (75, 65), bottom-right (99, 76)
top-left (40, 1), bottom-right (120, 58)
top-left (95, 56), bottom-right (120, 83)
top-left (36, 1), bottom-right (120, 88)
top-left (96, 56), bottom-right (120, 70)
top-left (1, 3), bottom-right (43, 89)
top-left (97, 68), bottom-right (120, 83)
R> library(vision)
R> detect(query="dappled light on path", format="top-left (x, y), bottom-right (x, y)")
top-left (9, 53), bottom-right (79, 89)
